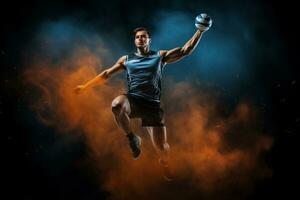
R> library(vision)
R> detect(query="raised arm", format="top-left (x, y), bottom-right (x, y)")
top-left (74, 56), bottom-right (126, 94)
top-left (161, 13), bottom-right (212, 64)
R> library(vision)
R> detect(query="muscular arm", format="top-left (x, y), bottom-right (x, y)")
top-left (74, 56), bottom-right (126, 93)
top-left (161, 30), bottom-right (204, 64)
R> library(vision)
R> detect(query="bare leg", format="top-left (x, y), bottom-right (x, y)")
top-left (145, 126), bottom-right (172, 180)
top-left (145, 126), bottom-right (170, 162)
top-left (111, 95), bottom-right (132, 135)
top-left (112, 95), bottom-right (141, 159)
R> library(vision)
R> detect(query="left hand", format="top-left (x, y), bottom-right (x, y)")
top-left (195, 13), bottom-right (213, 32)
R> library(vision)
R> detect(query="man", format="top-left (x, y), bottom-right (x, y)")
top-left (74, 14), bottom-right (212, 180)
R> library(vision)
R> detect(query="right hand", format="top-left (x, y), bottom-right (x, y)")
top-left (73, 85), bottom-right (86, 94)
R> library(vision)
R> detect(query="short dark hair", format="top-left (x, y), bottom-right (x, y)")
top-left (132, 27), bottom-right (151, 38)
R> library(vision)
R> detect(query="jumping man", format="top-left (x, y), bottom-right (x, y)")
top-left (74, 13), bottom-right (212, 180)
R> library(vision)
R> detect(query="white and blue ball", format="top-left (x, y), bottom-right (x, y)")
top-left (195, 13), bottom-right (212, 31)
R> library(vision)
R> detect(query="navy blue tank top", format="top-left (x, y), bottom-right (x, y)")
top-left (124, 50), bottom-right (164, 102)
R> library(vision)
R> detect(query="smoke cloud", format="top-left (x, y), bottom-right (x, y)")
top-left (23, 15), bottom-right (272, 200)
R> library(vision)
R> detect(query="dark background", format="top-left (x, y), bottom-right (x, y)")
top-left (1, 0), bottom-right (299, 199)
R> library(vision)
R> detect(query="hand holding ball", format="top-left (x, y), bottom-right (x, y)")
top-left (195, 13), bottom-right (212, 32)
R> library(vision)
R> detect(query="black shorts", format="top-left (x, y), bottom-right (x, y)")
top-left (124, 94), bottom-right (165, 127)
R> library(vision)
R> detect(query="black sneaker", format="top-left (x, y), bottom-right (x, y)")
top-left (159, 159), bottom-right (174, 181)
top-left (128, 134), bottom-right (142, 159)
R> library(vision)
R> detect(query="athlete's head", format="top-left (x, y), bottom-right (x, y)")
top-left (132, 27), bottom-right (151, 48)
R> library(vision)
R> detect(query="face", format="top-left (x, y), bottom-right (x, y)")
top-left (134, 30), bottom-right (151, 48)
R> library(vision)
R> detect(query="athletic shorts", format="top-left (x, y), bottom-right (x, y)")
top-left (124, 94), bottom-right (165, 127)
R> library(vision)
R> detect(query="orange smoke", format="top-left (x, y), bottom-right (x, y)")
top-left (24, 48), bottom-right (273, 200)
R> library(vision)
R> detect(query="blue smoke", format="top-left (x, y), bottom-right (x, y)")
top-left (150, 7), bottom-right (282, 98)
top-left (33, 18), bottom-right (123, 66)
top-left (151, 11), bottom-right (252, 84)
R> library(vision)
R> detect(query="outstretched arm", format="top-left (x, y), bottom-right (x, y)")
top-left (74, 56), bottom-right (126, 94)
top-left (161, 29), bottom-right (204, 64)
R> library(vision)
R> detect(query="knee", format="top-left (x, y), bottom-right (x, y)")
top-left (111, 100), bottom-right (123, 115)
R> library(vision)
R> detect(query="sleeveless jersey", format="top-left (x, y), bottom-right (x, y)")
top-left (124, 50), bottom-right (164, 102)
